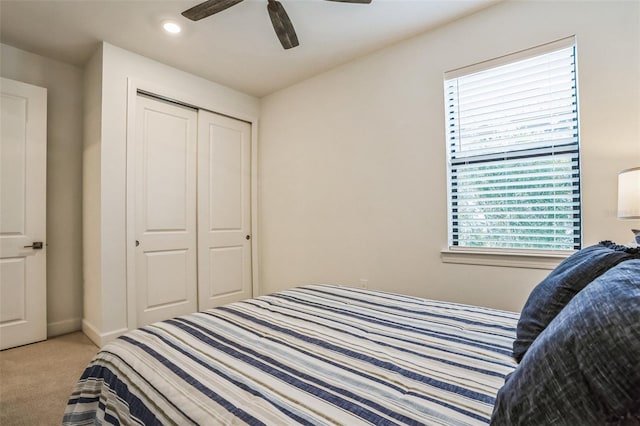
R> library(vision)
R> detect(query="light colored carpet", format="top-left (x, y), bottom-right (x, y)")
top-left (0, 331), bottom-right (99, 425)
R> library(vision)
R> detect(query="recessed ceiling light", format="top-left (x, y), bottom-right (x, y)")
top-left (162, 21), bottom-right (181, 34)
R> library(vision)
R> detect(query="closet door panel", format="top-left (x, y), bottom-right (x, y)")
top-left (210, 125), bottom-right (243, 230)
top-left (135, 96), bottom-right (198, 326)
top-left (198, 111), bottom-right (252, 309)
top-left (144, 249), bottom-right (190, 309)
top-left (207, 247), bottom-right (243, 297)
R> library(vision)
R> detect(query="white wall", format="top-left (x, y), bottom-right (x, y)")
top-left (0, 43), bottom-right (84, 336)
top-left (83, 42), bottom-right (260, 345)
top-left (82, 46), bottom-right (103, 334)
top-left (258, 0), bottom-right (640, 312)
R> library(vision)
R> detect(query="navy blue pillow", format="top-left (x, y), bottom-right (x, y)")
top-left (492, 260), bottom-right (640, 425)
top-left (512, 241), bottom-right (639, 363)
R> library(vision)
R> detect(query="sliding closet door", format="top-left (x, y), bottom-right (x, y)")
top-left (197, 110), bottom-right (252, 310)
top-left (134, 95), bottom-right (198, 326)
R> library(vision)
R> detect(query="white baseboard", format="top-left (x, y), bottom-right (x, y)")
top-left (82, 319), bottom-right (128, 348)
top-left (81, 320), bottom-right (101, 346)
top-left (47, 317), bottom-right (82, 337)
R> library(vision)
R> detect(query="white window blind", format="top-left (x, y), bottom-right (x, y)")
top-left (445, 37), bottom-right (581, 251)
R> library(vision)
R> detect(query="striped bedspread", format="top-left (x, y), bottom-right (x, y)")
top-left (64, 285), bottom-right (518, 425)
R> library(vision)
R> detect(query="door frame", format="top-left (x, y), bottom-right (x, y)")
top-left (125, 78), bottom-right (260, 331)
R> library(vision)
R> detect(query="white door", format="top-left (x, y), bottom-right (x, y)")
top-left (0, 78), bottom-right (47, 350)
top-left (197, 110), bottom-right (252, 310)
top-left (134, 95), bottom-right (198, 326)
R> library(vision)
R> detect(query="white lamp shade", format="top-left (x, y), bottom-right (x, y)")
top-left (618, 167), bottom-right (640, 219)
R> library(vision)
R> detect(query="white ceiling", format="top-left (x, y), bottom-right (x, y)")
top-left (0, 0), bottom-right (499, 97)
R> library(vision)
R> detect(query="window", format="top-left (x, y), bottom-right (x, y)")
top-left (444, 37), bottom-right (581, 252)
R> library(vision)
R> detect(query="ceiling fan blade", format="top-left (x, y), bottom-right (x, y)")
top-left (182, 0), bottom-right (245, 21)
top-left (324, 0), bottom-right (372, 3)
top-left (267, 0), bottom-right (299, 50)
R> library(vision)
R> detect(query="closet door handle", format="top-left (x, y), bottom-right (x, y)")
top-left (24, 241), bottom-right (44, 249)
top-left (245, 235), bottom-right (251, 240)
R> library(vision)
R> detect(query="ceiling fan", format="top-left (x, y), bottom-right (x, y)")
top-left (182, 0), bottom-right (372, 50)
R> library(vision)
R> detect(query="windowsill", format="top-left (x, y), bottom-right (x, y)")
top-left (440, 247), bottom-right (574, 270)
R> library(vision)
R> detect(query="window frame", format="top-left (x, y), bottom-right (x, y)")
top-left (443, 36), bottom-right (582, 262)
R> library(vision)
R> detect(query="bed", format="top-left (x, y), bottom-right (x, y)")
top-left (64, 242), bottom-right (640, 425)
top-left (63, 284), bottom-right (519, 425)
